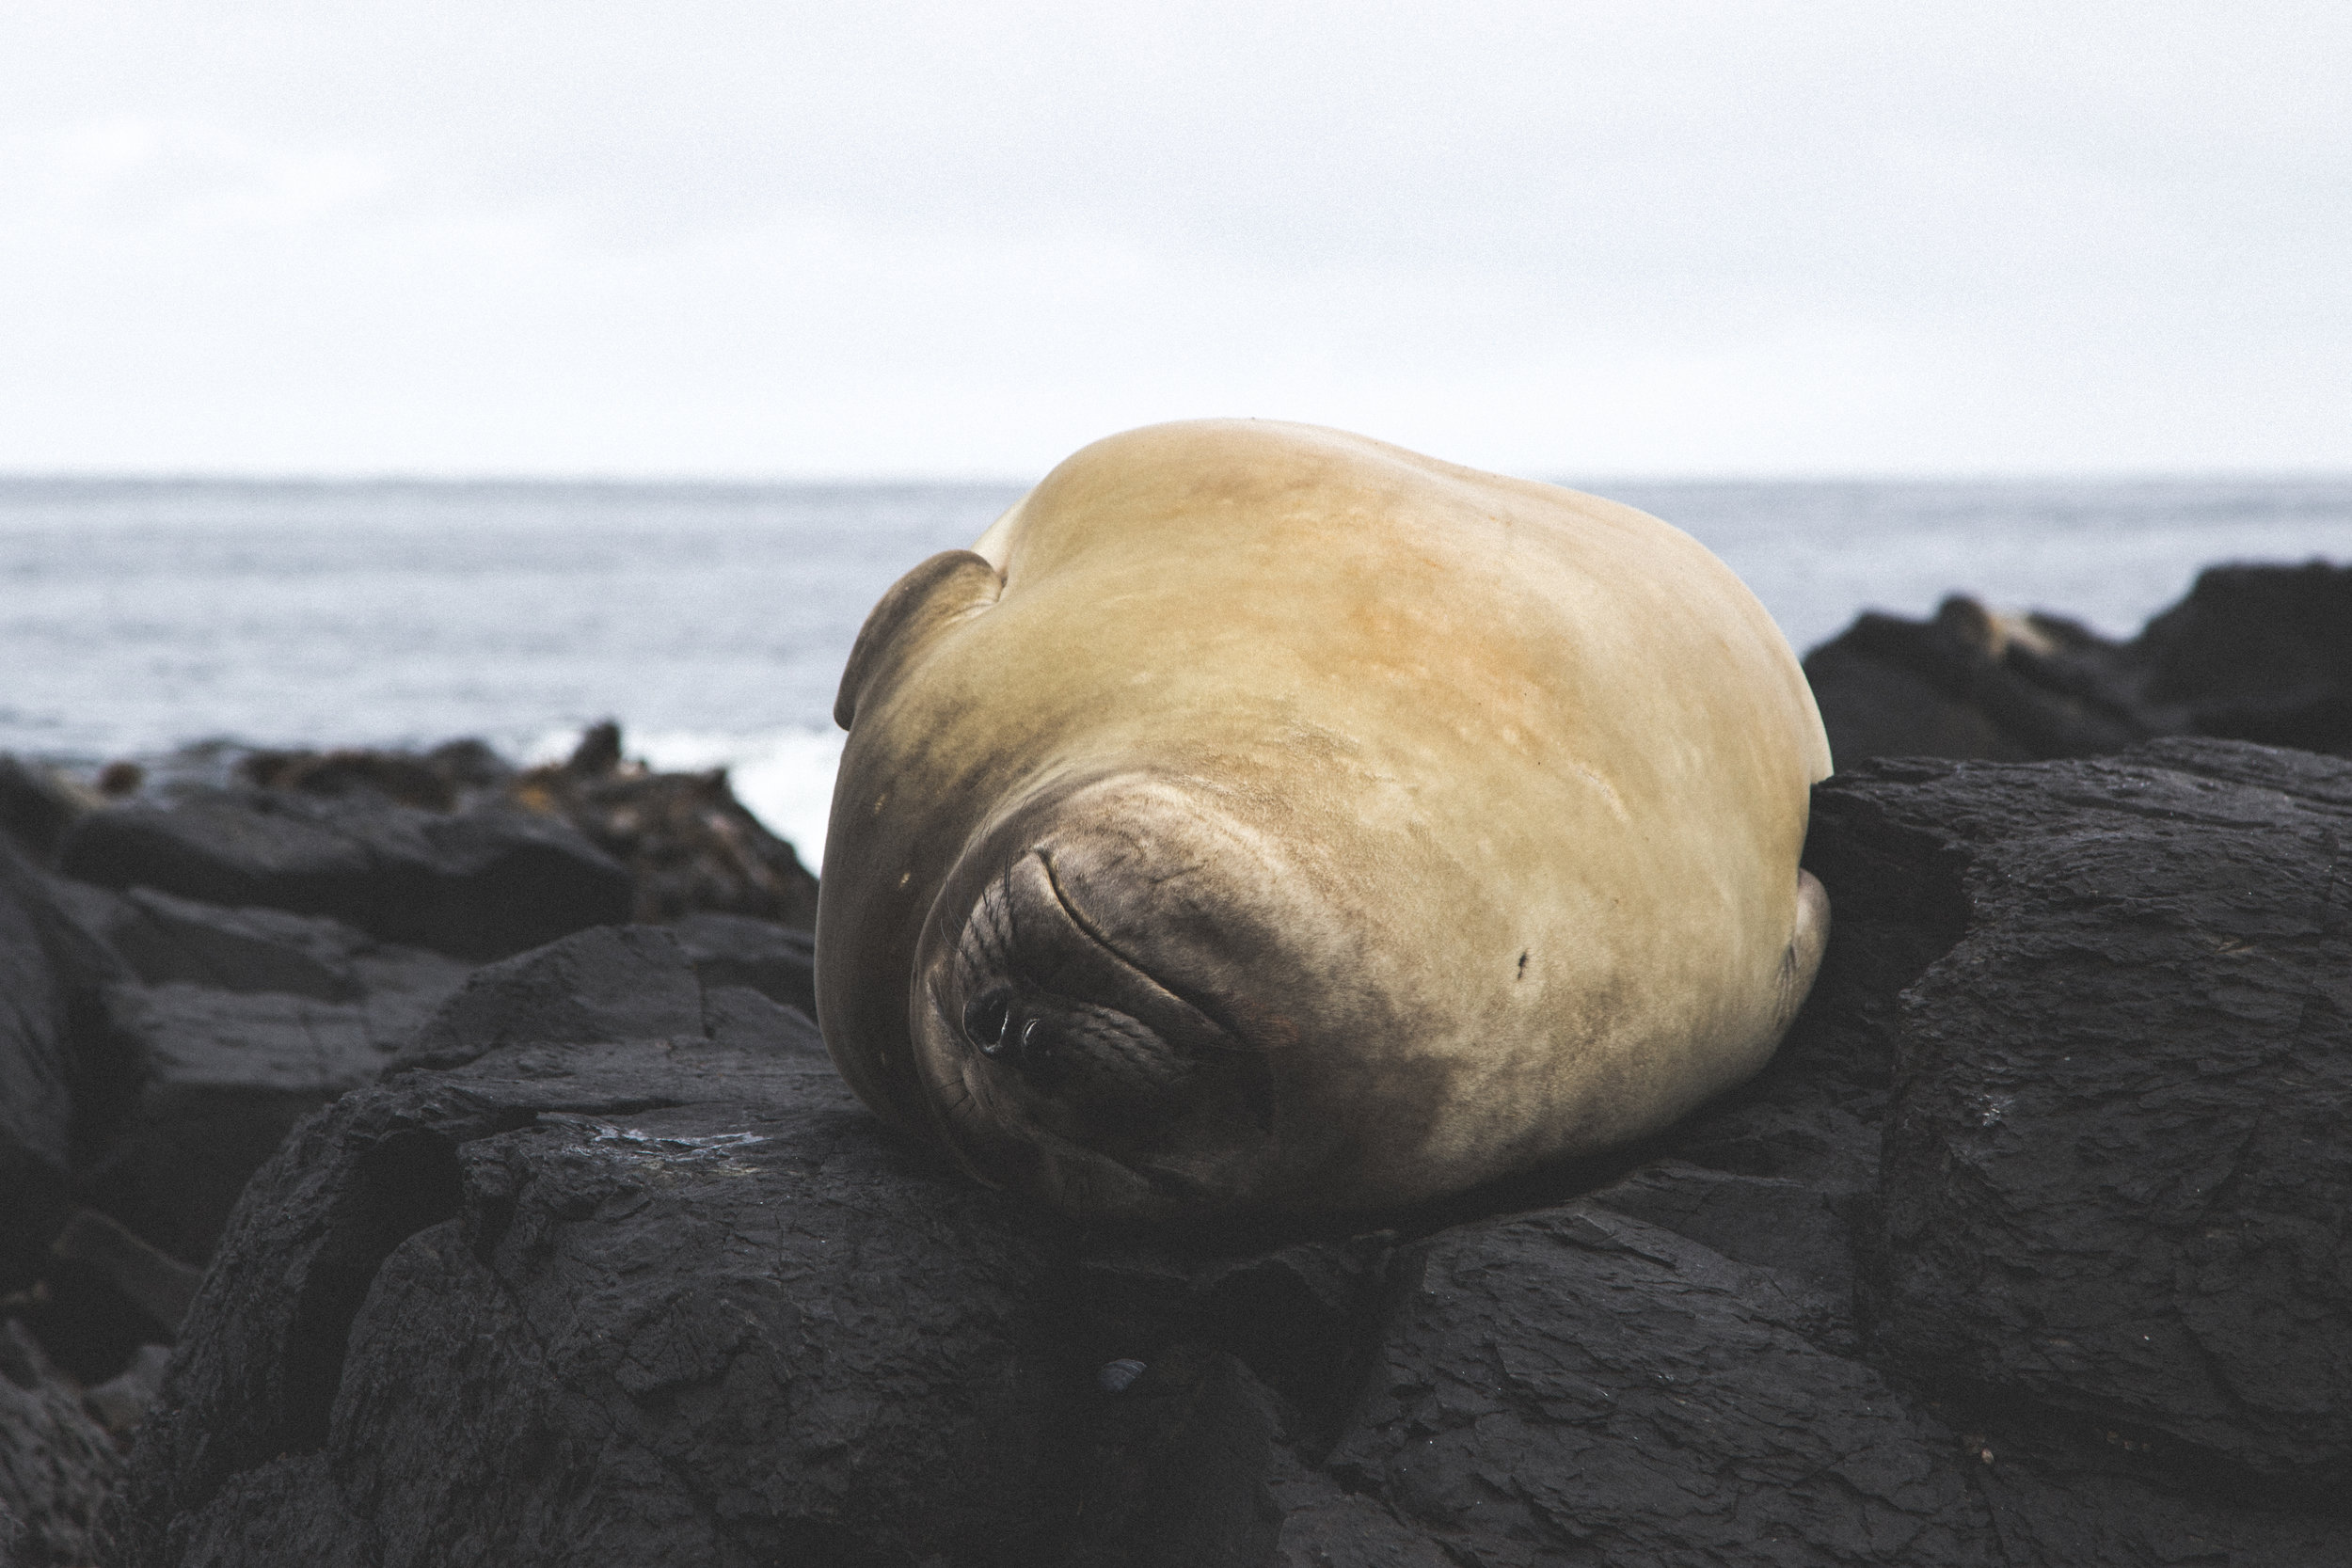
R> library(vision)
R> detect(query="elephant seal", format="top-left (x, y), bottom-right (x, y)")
top-left (816, 420), bottom-right (1831, 1219)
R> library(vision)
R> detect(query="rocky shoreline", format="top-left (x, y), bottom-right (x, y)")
top-left (3, 565), bottom-right (2348, 1566)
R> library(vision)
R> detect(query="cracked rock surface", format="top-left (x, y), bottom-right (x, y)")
top-left (59, 787), bottom-right (631, 962)
top-left (111, 929), bottom-right (1078, 1568)
top-left (107, 739), bottom-right (2352, 1565)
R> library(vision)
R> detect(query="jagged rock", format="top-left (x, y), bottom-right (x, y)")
top-left (31, 884), bottom-right (472, 1269)
top-left (88, 984), bottom-right (408, 1268)
top-left (393, 924), bottom-right (706, 1071)
top-left (0, 1318), bottom-right (121, 1568)
top-left (1326, 1201), bottom-right (1999, 1567)
top-left (166, 727), bottom-right (821, 930)
top-left (0, 839), bottom-right (125, 1298)
top-left (508, 722), bottom-right (820, 927)
top-left (57, 787), bottom-right (630, 961)
top-left (1802, 562), bottom-right (2352, 763)
top-left (109, 741), bottom-right (2352, 1564)
top-left (54, 881), bottom-right (387, 1002)
top-left (1843, 739), bottom-right (2352, 1502)
top-left (112, 926), bottom-right (1082, 1568)
top-left (667, 911), bottom-right (817, 1021)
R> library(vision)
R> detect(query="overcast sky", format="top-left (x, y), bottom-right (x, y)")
top-left (4, 3), bottom-right (2347, 479)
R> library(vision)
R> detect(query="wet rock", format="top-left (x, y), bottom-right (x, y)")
top-left (509, 722), bottom-right (820, 927)
top-left (57, 786), bottom-right (631, 961)
top-left (0, 1317), bottom-right (121, 1568)
top-left (113, 925), bottom-right (1082, 1568)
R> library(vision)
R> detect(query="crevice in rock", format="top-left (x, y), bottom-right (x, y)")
top-left (276, 1129), bottom-right (464, 1453)
top-left (1918, 1376), bottom-right (2352, 1522)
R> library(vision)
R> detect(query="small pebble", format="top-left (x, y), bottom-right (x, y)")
top-left (1097, 1357), bottom-right (1147, 1395)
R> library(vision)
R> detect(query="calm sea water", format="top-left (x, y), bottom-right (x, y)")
top-left (8, 474), bottom-right (2350, 864)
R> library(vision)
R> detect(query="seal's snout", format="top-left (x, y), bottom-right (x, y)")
top-left (939, 851), bottom-right (1216, 1136)
top-left (910, 786), bottom-right (1291, 1216)
top-left (960, 982), bottom-right (1193, 1098)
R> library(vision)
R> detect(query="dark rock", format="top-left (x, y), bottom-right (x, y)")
top-left (84, 1343), bottom-right (174, 1438)
top-left (1073, 1232), bottom-right (1396, 1454)
top-left (113, 925), bottom-right (1083, 1568)
top-left (0, 1318), bottom-right (122, 1568)
top-left (95, 761), bottom-right (145, 800)
top-left (2132, 561), bottom-right (2352, 752)
top-left (36, 890), bottom-right (470, 1269)
top-left (110, 738), bottom-right (2352, 1563)
top-left (1803, 595), bottom-right (2156, 764)
top-left (57, 787), bottom-right (631, 960)
top-left (85, 985), bottom-right (403, 1268)
top-left (1844, 739), bottom-right (2352, 1503)
top-left (396, 924), bottom-right (706, 1071)
top-left (0, 757), bottom-right (98, 864)
top-left (1585, 1159), bottom-right (1859, 1350)
top-left (668, 911), bottom-right (817, 1021)
top-left (1057, 1347), bottom-right (1290, 1567)
top-left (54, 881), bottom-right (364, 1001)
top-left (49, 1210), bottom-right (202, 1337)
top-left (509, 721), bottom-right (820, 927)
top-left (1804, 562), bottom-right (2352, 764)
top-left (1324, 1201), bottom-right (2002, 1567)
top-left (237, 739), bottom-right (514, 813)
top-left (0, 838), bottom-right (126, 1296)
top-left (49, 881), bottom-right (469, 1046)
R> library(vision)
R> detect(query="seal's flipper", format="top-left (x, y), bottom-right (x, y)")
top-left (834, 550), bottom-right (1003, 730)
top-left (1774, 868), bottom-right (1832, 1033)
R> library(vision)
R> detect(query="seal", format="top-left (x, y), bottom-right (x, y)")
top-left (816, 420), bottom-right (1832, 1218)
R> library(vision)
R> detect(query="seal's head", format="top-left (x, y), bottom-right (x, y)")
top-left (905, 775), bottom-right (1347, 1220)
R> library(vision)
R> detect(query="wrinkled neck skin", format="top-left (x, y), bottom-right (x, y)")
top-left (905, 770), bottom-right (1347, 1221)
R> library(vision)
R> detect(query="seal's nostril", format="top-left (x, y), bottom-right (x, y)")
top-left (1009, 1015), bottom-right (1063, 1085)
top-left (964, 990), bottom-right (1014, 1056)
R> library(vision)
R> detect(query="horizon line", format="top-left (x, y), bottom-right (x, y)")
top-left (6, 465), bottom-right (2352, 490)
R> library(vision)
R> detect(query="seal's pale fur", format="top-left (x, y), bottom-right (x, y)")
top-left (817, 420), bottom-right (1832, 1217)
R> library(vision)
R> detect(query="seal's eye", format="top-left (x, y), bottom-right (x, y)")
top-left (963, 990), bottom-right (1015, 1055)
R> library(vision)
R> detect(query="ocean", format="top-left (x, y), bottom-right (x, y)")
top-left (8, 473), bottom-right (2350, 867)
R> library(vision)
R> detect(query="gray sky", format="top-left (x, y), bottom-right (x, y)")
top-left (4, 2), bottom-right (2347, 478)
